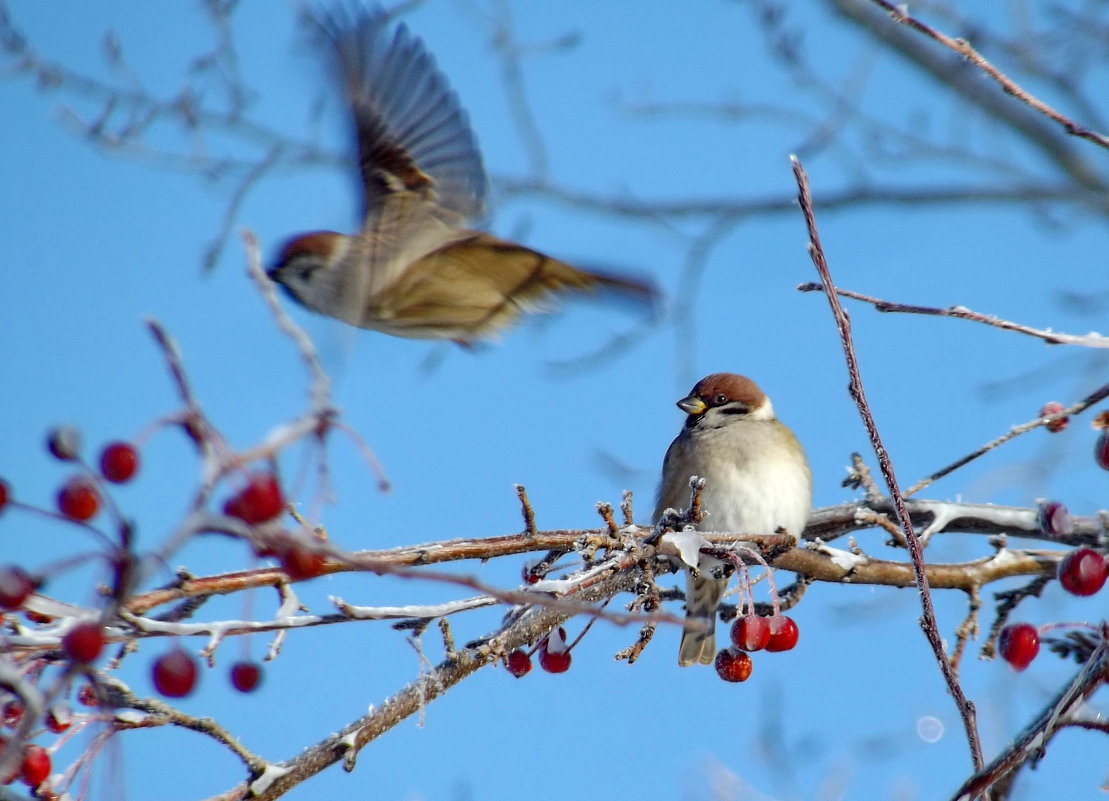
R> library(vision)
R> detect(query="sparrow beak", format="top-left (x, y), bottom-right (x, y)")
top-left (676, 395), bottom-right (707, 416)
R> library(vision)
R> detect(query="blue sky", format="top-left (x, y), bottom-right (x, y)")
top-left (1, 2), bottom-right (1108, 799)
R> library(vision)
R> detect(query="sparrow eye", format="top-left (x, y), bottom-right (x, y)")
top-left (713, 393), bottom-right (729, 405)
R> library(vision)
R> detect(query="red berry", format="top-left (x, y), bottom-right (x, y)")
top-left (0, 480), bottom-right (9, 514)
top-left (714, 647), bottom-right (754, 682)
top-left (76, 683), bottom-right (98, 707)
top-left (229, 661), bottom-right (263, 693)
top-left (99, 442), bottom-right (139, 483)
top-left (19, 743), bottom-right (50, 788)
top-left (537, 627), bottom-right (572, 673)
top-left (2, 700), bottom-right (23, 728)
top-left (0, 566), bottom-right (34, 610)
top-left (44, 703), bottom-right (72, 734)
top-left (538, 646), bottom-right (571, 673)
top-left (62, 622), bottom-right (104, 663)
top-left (223, 472), bottom-right (284, 524)
top-left (998, 623), bottom-right (1039, 671)
top-left (505, 649), bottom-right (532, 678)
top-left (152, 649), bottom-right (198, 698)
top-left (730, 615), bottom-right (771, 651)
top-left (279, 546), bottom-right (325, 580)
top-left (765, 615), bottom-right (800, 652)
top-left (1058, 548), bottom-right (1108, 597)
top-left (1039, 401), bottom-right (1068, 433)
top-left (56, 476), bottom-right (99, 522)
top-left (1038, 501), bottom-right (1072, 537)
top-left (1096, 430), bottom-right (1109, 471)
top-left (46, 426), bottom-right (81, 461)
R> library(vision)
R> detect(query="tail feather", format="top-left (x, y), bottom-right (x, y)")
top-left (679, 569), bottom-right (727, 667)
top-left (580, 267), bottom-right (661, 314)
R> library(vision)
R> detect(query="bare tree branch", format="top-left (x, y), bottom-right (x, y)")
top-left (791, 154), bottom-right (984, 772)
top-left (865, 0), bottom-right (1109, 152)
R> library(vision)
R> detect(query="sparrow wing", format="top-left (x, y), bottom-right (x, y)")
top-left (305, 6), bottom-right (489, 323)
top-left (367, 232), bottom-right (659, 342)
top-left (653, 434), bottom-right (696, 523)
top-left (308, 6), bottom-right (487, 223)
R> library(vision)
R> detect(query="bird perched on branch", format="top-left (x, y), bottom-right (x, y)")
top-left (653, 373), bottom-right (811, 666)
top-left (268, 5), bottom-right (657, 345)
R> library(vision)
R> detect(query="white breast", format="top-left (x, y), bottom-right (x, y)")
top-left (655, 419), bottom-right (811, 538)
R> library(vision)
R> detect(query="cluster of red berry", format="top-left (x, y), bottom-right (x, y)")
top-left (715, 614), bottom-right (799, 682)
top-left (149, 650), bottom-right (263, 698)
top-left (995, 404), bottom-right (1109, 673)
top-left (503, 626), bottom-right (574, 677)
top-left (0, 618), bottom-right (102, 791)
top-left (223, 471), bottom-right (328, 580)
top-left (0, 427), bottom-right (138, 527)
top-left (998, 547), bottom-right (1107, 671)
top-left (0, 425), bottom-right (283, 795)
top-left (1, 697), bottom-right (66, 790)
top-left (501, 613), bottom-right (800, 682)
top-left (147, 648), bottom-right (262, 697)
top-left (0, 431), bottom-right (134, 791)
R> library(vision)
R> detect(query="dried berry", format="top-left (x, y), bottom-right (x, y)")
top-left (714, 648), bottom-right (753, 682)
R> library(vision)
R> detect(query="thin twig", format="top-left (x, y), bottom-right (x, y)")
top-left (515, 484), bottom-right (537, 536)
top-left (905, 381), bottom-right (1109, 496)
top-left (487, 0), bottom-right (551, 181)
top-left (867, 0), bottom-right (1109, 151)
top-left (950, 585), bottom-right (981, 673)
top-left (242, 230), bottom-right (331, 415)
top-left (107, 681), bottom-right (267, 774)
top-left (202, 146), bottom-right (283, 271)
top-left (596, 502), bottom-right (618, 535)
top-left (797, 282), bottom-right (1109, 348)
top-left (620, 490), bottom-right (635, 527)
top-left (791, 154), bottom-right (984, 772)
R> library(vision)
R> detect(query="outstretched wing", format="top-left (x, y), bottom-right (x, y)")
top-left (307, 5), bottom-right (487, 222)
top-left (305, 5), bottom-right (489, 318)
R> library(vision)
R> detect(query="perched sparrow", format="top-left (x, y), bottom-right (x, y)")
top-left (653, 373), bottom-right (811, 666)
top-left (268, 6), bottom-right (656, 344)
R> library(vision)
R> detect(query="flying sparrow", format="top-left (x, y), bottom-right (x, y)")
top-left (268, 6), bottom-right (657, 345)
top-left (653, 373), bottom-right (812, 666)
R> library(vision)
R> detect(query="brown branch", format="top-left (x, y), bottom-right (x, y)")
top-left (119, 493), bottom-right (1103, 618)
top-left (514, 484), bottom-right (537, 536)
top-left (105, 681), bottom-right (266, 775)
top-left (950, 585), bottom-right (981, 673)
top-left (866, 0), bottom-right (1109, 152)
top-left (779, 544), bottom-right (1052, 590)
top-left (791, 155), bottom-right (984, 771)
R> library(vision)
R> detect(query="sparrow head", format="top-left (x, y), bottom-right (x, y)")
top-left (267, 231), bottom-right (352, 317)
top-left (677, 372), bottom-right (775, 427)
